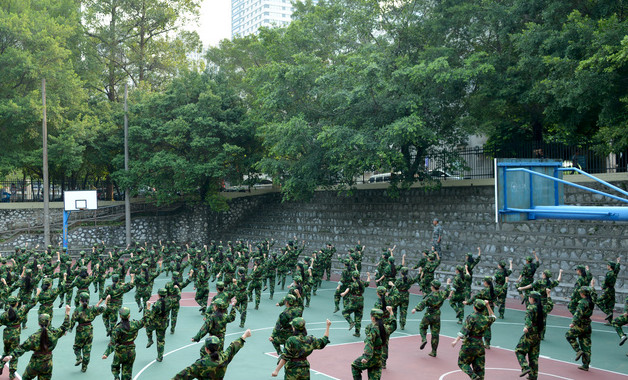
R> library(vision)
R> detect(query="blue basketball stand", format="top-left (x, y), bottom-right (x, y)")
top-left (495, 158), bottom-right (628, 222)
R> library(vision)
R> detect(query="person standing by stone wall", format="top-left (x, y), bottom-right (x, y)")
top-left (432, 218), bottom-right (442, 254)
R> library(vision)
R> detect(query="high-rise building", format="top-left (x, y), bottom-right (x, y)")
top-left (231, 0), bottom-right (315, 37)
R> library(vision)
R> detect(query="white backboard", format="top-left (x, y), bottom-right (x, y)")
top-left (64, 190), bottom-right (97, 211)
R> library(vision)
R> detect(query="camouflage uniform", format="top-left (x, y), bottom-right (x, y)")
top-left (334, 261), bottom-right (352, 313)
top-left (414, 280), bottom-right (448, 356)
top-left (431, 219), bottom-right (442, 254)
top-left (565, 287), bottom-right (594, 370)
top-left (612, 296), bottom-right (628, 344)
top-left (394, 268), bottom-right (416, 330)
top-left (10, 312), bottom-right (71, 380)
top-left (280, 318), bottom-right (330, 380)
top-left (232, 269), bottom-right (249, 328)
top-left (103, 307), bottom-right (146, 380)
top-left (456, 300), bottom-right (496, 380)
top-left (597, 261), bottom-right (620, 321)
top-left (70, 292), bottom-right (105, 372)
top-left (450, 266), bottom-right (470, 324)
top-left (342, 272), bottom-right (368, 337)
top-left (146, 289), bottom-right (170, 361)
top-left (102, 276), bottom-right (135, 335)
top-left (419, 253), bottom-right (440, 295)
top-left (165, 274), bottom-right (192, 334)
top-left (0, 297), bottom-right (37, 379)
top-left (263, 253), bottom-right (278, 299)
top-left (135, 265), bottom-right (161, 312)
top-left (468, 277), bottom-right (497, 347)
top-left (247, 261), bottom-right (264, 309)
top-left (351, 309), bottom-right (395, 380)
top-left (463, 253), bottom-right (481, 301)
top-left (36, 277), bottom-right (65, 317)
top-left (270, 295), bottom-right (302, 355)
top-left (568, 267), bottom-right (590, 315)
top-left (528, 271), bottom-right (559, 339)
top-left (517, 257), bottom-right (539, 301)
top-left (70, 267), bottom-right (94, 307)
top-left (192, 263), bottom-right (210, 312)
top-left (192, 299), bottom-right (237, 357)
top-left (493, 262), bottom-right (512, 319)
top-left (172, 335), bottom-right (246, 380)
top-left (515, 293), bottom-right (544, 380)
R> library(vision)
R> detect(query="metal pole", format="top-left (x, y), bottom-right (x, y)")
top-left (124, 83), bottom-right (131, 246)
top-left (42, 79), bottom-right (50, 246)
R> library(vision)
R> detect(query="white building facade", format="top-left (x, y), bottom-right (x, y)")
top-left (231, 0), bottom-right (316, 37)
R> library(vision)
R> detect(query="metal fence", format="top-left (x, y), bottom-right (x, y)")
top-left (0, 178), bottom-right (122, 203)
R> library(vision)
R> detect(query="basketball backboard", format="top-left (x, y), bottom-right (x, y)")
top-left (64, 190), bottom-right (97, 211)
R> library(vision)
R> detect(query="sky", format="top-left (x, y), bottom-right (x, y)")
top-left (196, 0), bottom-right (232, 48)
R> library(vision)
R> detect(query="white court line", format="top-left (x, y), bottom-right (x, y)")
top-left (263, 352), bottom-right (341, 380)
top-left (438, 367), bottom-right (574, 380)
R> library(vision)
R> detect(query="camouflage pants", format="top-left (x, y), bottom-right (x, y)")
top-left (515, 332), bottom-right (540, 380)
top-left (247, 280), bottom-right (262, 308)
top-left (351, 354), bottom-right (382, 380)
top-left (613, 313), bottom-right (628, 338)
top-left (420, 275), bottom-right (434, 295)
top-left (3, 328), bottom-right (20, 378)
top-left (94, 279), bottom-right (106, 298)
top-left (284, 362), bottom-right (311, 380)
top-left (146, 325), bottom-right (166, 360)
top-left (334, 286), bottom-right (347, 309)
top-left (22, 353), bottom-right (53, 380)
top-left (495, 286), bottom-right (508, 318)
top-left (135, 289), bottom-right (151, 309)
top-left (264, 274), bottom-right (276, 299)
top-left (195, 287), bottom-right (209, 309)
top-left (597, 288), bottom-right (616, 317)
top-left (397, 292), bottom-right (409, 329)
top-left (74, 324), bottom-right (94, 368)
top-left (458, 339), bottom-right (486, 380)
top-left (112, 345), bottom-right (136, 380)
top-left (103, 304), bottom-right (121, 334)
top-left (565, 324), bottom-right (591, 368)
top-left (235, 295), bottom-right (248, 326)
top-left (419, 312), bottom-right (441, 354)
top-left (567, 293), bottom-right (580, 315)
top-left (342, 297), bottom-right (364, 334)
top-left (450, 297), bottom-right (465, 323)
top-left (324, 260), bottom-right (332, 281)
top-left (167, 299), bottom-right (180, 333)
top-left (64, 288), bottom-right (74, 306)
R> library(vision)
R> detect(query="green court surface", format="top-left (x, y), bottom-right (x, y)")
top-left (9, 274), bottom-right (628, 379)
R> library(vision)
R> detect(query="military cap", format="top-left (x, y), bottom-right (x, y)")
top-left (293, 275), bottom-right (302, 282)
top-left (400, 267), bottom-right (409, 273)
top-left (79, 250), bottom-right (86, 255)
top-left (483, 276), bottom-right (492, 282)
top-left (119, 307), bottom-right (131, 318)
top-left (579, 286), bottom-right (591, 295)
top-left (543, 269), bottom-right (552, 278)
top-left (216, 281), bottom-right (225, 290)
top-left (498, 260), bottom-right (506, 268)
top-left (7, 295), bottom-right (17, 304)
top-left (428, 253), bottom-right (436, 260)
top-left (529, 291), bottom-right (541, 298)
top-left (388, 256), bottom-right (395, 263)
top-left (111, 274), bottom-right (120, 282)
top-left (204, 336), bottom-right (220, 350)
top-left (352, 270), bottom-right (360, 278)
top-left (172, 271), bottom-right (180, 277)
top-left (79, 292), bottom-right (90, 301)
top-left (141, 263), bottom-right (148, 268)
top-left (285, 294), bottom-right (297, 305)
top-left (456, 265), bottom-right (464, 272)
top-left (525, 256), bottom-right (533, 262)
top-left (39, 313), bottom-right (51, 326)
top-left (473, 299), bottom-right (486, 311)
top-left (213, 299), bottom-right (228, 309)
top-left (42, 277), bottom-right (53, 285)
top-left (431, 280), bottom-right (441, 289)
top-left (291, 317), bottom-right (306, 330)
top-left (370, 309), bottom-right (384, 318)
top-left (575, 265), bottom-right (586, 272)
top-left (158, 288), bottom-right (167, 296)
top-left (376, 286), bottom-right (387, 294)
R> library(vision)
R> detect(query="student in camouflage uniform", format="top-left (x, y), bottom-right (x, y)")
top-left (516, 251), bottom-right (540, 303)
top-left (515, 291), bottom-right (545, 380)
top-left (350, 307), bottom-right (395, 380)
top-left (146, 288), bottom-right (170, 362)
top-left (173, 329), bottom-right (251, 380)
top-left (518, 269), bottom-right (562, 340)
top-left (247, 259), bottom-right (264, 309)
top-left (269, 295), bottom-right (302, 355)
top-left (449, 265), bottom-right (471, 324)
top-left (36, 276), bottom-right (65, 317)
top-left (101, 273), bottom-right (135, 336)
top-left (341, 271), bottom-right (370, 337)
top-left (102, 306), bottom-right (148, 380)
top-left (597, 258), bottom-right (621, 323)
top-left (70, 265), bottom-right (95, 307)
top-left (612, 296), bottom-right (628, 346)
top-left (135, 262), bottom-right (162, 312)
top-left (165, 271), bottom-right (192, 334)
top-left (565, 286), bottom-right (594, 371)
top-left (93, 258), bottom-right (110, 299)
top-left (232, 267), bottom-right (249, 328)
top-left (432, 218), bottom-right (443, 254)
top-left (70, 292), bottom-right (106, 372)
top-left (419, 252), bottom-right (440, 296)
top-left (493, 260), bottom-right (512, 319)
top-left (190, 262), bottom-right (211, 313)
top-left (17, 267), bottom-right (41, 328)
top-left (568, 265), bottom-right (590, 315)
top-left (394, 267), bottom-right (416, 330)
top-left (463, 248), bottom-right (481, 301)
top-left (412, 279), bottom-right (449, 357)
top-left (263, 252), bottom-right (278, 299)
top-left (466, 276), bottom-right (496, 349)
top-left (372, 286), bottom-right (398, 368)
top-left (334, 259), bottom-right (353, 313)
top-left (271, 318), bottom-right (331, 379)
top-left (0, 295), bottom-right (38, 379)
top-left (192, 298), bottom-right (237, 356)
top-left (451, 300), bottom-right (496, 380)
top-left (3, 306), bottom-right (71, 380)
top-left (311, 251), bottom-right (325, 295)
